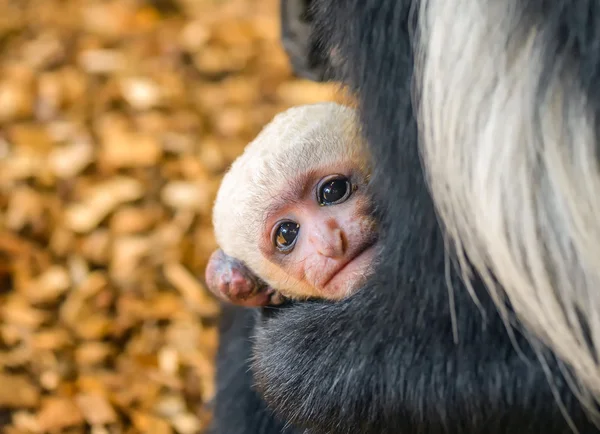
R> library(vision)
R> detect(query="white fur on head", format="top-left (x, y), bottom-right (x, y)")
top-left (415, 0), bottom-right (600, 415)
top-left (212, 102), bottom-right (367, 289)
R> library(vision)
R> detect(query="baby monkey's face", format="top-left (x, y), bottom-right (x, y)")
top-left (259, 165), bottom-right (377, 300)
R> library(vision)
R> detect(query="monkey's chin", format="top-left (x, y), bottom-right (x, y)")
top-left (320, 245), bottom-right (377, 300)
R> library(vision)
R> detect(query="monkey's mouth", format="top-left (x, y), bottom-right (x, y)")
top-left (319, 239), bottom-right (378, 296)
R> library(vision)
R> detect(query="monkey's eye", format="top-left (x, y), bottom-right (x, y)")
top-left (317, 176), bottom-right (352, 206)
top-left (274, 221), bottom-right (300, 252)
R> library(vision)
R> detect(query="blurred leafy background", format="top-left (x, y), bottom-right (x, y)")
top-left (0, 0), bottom-right (339, 432)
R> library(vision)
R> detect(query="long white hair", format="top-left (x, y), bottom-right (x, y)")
top-left (414, 0), bottom-right (600, 415)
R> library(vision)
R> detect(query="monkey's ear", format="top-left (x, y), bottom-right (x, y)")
top-left (280, 0), bottom-right (334, 82)
top-left (205, 249), bottom-right (286, 307)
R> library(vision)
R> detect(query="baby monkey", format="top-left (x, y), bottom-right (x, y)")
top-left (205, 102), bottom-right (378, 306)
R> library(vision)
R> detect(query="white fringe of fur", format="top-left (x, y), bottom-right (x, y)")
top-left (414, 0), bottom-right (600, 421)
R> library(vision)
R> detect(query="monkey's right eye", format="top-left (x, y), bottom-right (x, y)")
top-left (274, 221), bottom-right (300, 252)
top-left (317, 175), bottom-right (352, 206)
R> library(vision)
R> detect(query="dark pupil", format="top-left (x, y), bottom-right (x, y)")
top-left (320, 179), bottom-right (348, 204)
top-left (276, 222), bottom-right (299, 248)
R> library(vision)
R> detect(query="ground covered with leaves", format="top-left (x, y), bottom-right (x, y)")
top-left (0, 0), bottom-right (338, 432)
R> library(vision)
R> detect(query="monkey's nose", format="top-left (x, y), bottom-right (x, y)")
top-left (311, 228), bottom-right (346, 258)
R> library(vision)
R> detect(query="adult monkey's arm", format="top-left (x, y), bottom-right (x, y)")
top-left (208, 304), bottom-right (301, 434)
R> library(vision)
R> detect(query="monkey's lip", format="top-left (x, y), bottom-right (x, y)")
top-left (319, 242), bottom-right (377, 296)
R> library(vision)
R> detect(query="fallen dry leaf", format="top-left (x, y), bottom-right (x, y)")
top-left (0, 373), bottom-right (40, 408)
top-left (75, 392), bottom-right (118, 425)
top-left (36, 397), bottom-right (85, 431)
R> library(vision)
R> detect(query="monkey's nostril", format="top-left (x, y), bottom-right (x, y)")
top-left (338, 229), bottom-right (347, 254)
top-left (326, 218), bottom-right (339, 230)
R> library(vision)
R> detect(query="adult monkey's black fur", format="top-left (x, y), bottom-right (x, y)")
top-left (209, 1), bottom-right (600, 433)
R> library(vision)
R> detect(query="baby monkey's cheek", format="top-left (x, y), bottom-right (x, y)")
top-left (341, 212), bottom-right (377, 246)
top-left (351, 193), bottom-right (376, 219)
top-left (359, 216), bottom-right (378, 241)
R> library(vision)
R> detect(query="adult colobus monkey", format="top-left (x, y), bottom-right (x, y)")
top-left (209, 1), bottom-right (600, 433)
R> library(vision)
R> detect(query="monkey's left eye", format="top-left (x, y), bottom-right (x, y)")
top-left (317, 175), bottom-right (352, 206)
top-left (274, 221), bottom-right (300, 252)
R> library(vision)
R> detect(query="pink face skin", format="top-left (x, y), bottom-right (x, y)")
top-left (260, 165), bottom-right (377, 300)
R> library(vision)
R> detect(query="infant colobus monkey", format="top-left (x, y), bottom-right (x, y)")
top-left (205, 102), bottom-right (378, 306)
